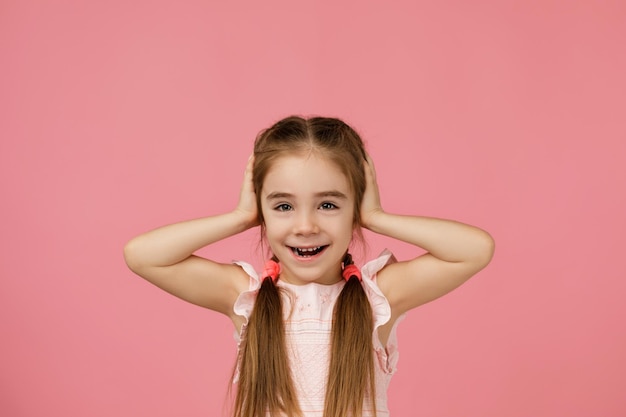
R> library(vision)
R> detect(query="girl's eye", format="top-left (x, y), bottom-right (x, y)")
top-left (275, 203), bottom-right (293, 212)
top-left (320, 202), bottom-right (338, 210)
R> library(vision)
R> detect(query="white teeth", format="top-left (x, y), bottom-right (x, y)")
top-left (301, 247), bottom-right (320, 252)
top-left (292, 246), bottom-right (324, 257)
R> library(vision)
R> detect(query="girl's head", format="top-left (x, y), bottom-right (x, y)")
top-left (252, 116), bottom-right (368, 284)
top-left (253, 116), bottom-right (368, 229)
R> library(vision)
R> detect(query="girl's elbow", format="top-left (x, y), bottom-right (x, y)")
top-left (123, 238), bottom-right (145, 273)
top-left (475, 231), bottom-right (495, 268)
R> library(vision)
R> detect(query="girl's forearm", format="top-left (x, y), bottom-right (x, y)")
top-left (124, 210), bottom-right (256, 269)
top-left (365, 213), bottom-right (494, 264)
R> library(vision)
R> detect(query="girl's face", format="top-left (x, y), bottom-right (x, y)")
top-left (260, 152), bottom-right (355, 285)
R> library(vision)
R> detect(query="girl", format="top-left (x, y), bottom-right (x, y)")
top-left (124, 116), bottom-right (495, 417)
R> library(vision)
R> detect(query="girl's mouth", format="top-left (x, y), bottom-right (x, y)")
top-left (289, 245), bottom-right (328, 258)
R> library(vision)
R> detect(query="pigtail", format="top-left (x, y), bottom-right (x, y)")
top-left (324, 253), bottom-right (376, 417)
top-left (233, 257), bottom-right (301, 417)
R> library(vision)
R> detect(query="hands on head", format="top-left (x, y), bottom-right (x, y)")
top-left (237, 152), bottom-right (385, 233)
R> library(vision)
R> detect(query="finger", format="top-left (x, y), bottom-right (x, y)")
top-left (363, 155), bottom-right (377, 180)
top-left (244, 154), bottom-right (255, 176)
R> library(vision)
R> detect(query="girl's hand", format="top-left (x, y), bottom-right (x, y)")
top-left (360, 155), bottom-right (385, 230)
top-left (234, 155), bottom-right (260, 229)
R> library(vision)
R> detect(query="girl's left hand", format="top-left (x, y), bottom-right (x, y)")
top-left (360, 155), bottom-right (385, 230)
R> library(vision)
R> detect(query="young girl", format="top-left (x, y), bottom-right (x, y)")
top-left (124, 116), bottom-right (495, 417)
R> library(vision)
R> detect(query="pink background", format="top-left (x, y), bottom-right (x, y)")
top-left (2, 1), bottom-right (625, 416)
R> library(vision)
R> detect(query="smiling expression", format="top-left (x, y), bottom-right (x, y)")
top-left (260, 152), bottom-right (356, 285)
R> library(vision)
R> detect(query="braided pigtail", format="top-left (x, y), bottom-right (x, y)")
top-left (324, 253), bottom-right (376, 417)
top-left (233, 257), bottom-right (301, 417)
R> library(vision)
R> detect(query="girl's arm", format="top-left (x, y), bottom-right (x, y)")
top-left (123, 157), bottom-right (258, 317)
top-left (361, 157), bottom-right (495, 316)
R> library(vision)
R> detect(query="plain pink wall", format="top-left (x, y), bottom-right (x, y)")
top-left (1, 1), bottom-right (625, 416)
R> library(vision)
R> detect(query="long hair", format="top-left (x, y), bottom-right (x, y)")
top-left (232, 256), bottom-right (300, 417)
top-left (325, 253), bottom-right (376, 417)
top-left (233, 116), bottom-right (375, 417)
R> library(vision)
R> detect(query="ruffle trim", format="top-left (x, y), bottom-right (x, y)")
top-left (361, 249), bottom-right (405, 374)
top-left (232, 260), bottom-right (261, 327)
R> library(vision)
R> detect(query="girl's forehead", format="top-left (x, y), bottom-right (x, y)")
top-left (262, 153), bottom-right (351, 195)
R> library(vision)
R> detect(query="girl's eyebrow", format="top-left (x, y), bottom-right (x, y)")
top-left (265, 191), bottom-right (348, 200)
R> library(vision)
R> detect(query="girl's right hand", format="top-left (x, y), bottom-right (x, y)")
top-left (234, 155), bottom-right (260, 229)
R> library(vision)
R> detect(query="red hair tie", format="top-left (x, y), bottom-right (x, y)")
top-left (342, 264), bottom-right (362, 282)
top-left (261, 260), bottom-right (280, 282)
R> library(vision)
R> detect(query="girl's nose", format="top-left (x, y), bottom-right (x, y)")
top-left (294, 211), bottom-right (319, 235)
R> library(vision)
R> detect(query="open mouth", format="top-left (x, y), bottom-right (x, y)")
top-left (289, 245), bottom-right (328, 258)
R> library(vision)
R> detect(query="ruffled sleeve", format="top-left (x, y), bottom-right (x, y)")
top-left (232, 260), bottom-right (261, 325)
top-left (361, 249), bottom-right (406, 375)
